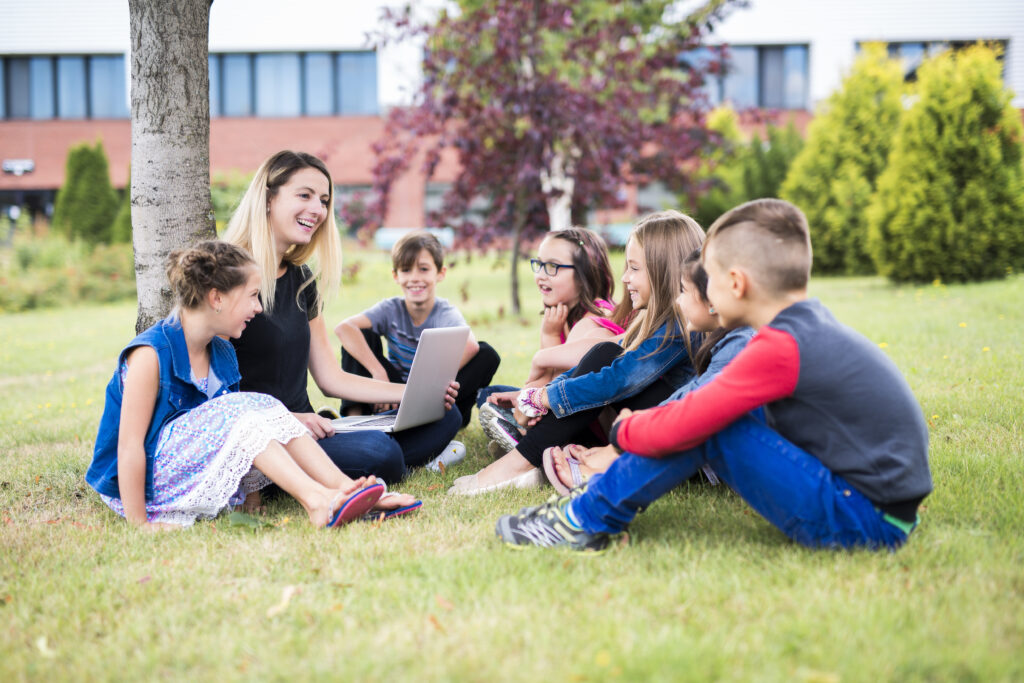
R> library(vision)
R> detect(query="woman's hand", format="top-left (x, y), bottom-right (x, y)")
top-left (293, 412), bottom-right (336, 440)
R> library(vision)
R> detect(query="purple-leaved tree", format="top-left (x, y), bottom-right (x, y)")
top-left (355, 0), bottom-right (735, 313)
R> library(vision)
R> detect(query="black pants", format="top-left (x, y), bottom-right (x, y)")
top-left (340, 328), bottom-right (501, 429)
top-left (515, 342), bottom-right (677, 467)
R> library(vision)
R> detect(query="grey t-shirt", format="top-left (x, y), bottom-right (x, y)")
top-left (363, 296), bottom-right (467, 380)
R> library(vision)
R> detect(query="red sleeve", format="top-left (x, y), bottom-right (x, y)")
top-left (613, 326), bottom-right (801, 457)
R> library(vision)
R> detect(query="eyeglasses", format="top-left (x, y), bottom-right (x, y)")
top-left (530, 259), bottom-right (575, 276)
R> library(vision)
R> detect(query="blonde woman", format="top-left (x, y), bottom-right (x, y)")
top-left (223, 151), bottom-right (460, 492)
top-left (450, 211), bottom-right (705, 495)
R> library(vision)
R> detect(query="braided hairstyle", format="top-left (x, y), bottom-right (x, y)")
top-left (166, 240), bottom-right (257, 311)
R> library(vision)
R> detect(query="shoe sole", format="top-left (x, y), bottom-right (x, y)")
top-left (328, 484), bottom-right (385, 527)
top-left (481, 417), bottom-right (520, 454)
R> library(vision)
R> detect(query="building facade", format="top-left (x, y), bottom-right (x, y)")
top-left (1, 0), bottom-right (1021, 228)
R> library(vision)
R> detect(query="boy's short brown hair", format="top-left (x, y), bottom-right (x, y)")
top-left (704, 198), bottom-right (812, 293)
top-left (392, 230), bottom-right (445, 271)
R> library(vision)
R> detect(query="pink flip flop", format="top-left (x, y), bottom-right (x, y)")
top-left (327, 483), bottom-right (385, 528)
top-left (542, 447), bottom-right (585, 496)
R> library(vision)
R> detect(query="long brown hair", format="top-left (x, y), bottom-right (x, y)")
top-left (618, 210), bottom-right (705, 354)
top-left (545, 227), bottom-right (617, 328)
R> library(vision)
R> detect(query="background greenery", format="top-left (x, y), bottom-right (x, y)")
top-left (1, 244), bottom-right (1021, 681)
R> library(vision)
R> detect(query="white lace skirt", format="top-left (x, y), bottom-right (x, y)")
top-left (101, 392), bottom-right (308, 526)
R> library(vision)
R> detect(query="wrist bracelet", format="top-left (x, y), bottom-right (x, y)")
top-left (516, 387), bottom-right (549, 418)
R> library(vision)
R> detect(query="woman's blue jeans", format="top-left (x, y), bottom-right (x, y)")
top-left (570, 410), bottom-right (912, 550)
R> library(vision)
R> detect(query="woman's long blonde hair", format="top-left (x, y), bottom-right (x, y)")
top-left (222, 150), bottom-right (342, 314)
top-left (617, 210), bottom-right (705, 353)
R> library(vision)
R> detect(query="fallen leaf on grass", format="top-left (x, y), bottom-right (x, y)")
top-left (272, 516), bottom-right (291, 528)
top-left (426, 484), bottom-right (441, 491)
top-left (36, 636), bottom-right (56, 658)
top-left (266, 585), bottom-right (300, 618)
top-left (437, 461), bottom-right (447, 475)
top-left (427, 614), bottom-right (445, 633)
top-left (435, 595), bottom-right (454, 611)
top-left (227, 511), bottom-right (271, 530)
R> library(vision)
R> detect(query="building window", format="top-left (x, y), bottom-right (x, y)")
top-left (1, 54), bottom-right (127, 120)
top-left (685, 44), bottom-right (809, 110)
top-left (859, 41), bottom-right (1007, 81)
top-left (208, 50), bottom-right (378, 118)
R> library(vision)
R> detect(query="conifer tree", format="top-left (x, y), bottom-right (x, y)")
top-left (867, 44), bottom-right (1024, 282)
top-left (111, 167), bottom-right (132, 243)
top-left (52, 141), bottom-right (119, 244)
top-left (781, 44), bottom-right (904, 274)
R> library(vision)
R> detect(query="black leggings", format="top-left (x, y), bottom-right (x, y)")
top-left (515, 342), bottom-right (677, 467)
top-left (340, 329), bottom-right (501, 428)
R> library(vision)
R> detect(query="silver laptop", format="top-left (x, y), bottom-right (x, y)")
top-left (331, 326), bottom-right (470, 433)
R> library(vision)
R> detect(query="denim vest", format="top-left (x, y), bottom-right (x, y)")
top-left (85, 317), bottom-right (241, 500)
top-left (546, 322), bottom-right (696, 418)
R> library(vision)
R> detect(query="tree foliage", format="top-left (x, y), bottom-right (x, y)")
top-left (781, 44), bottom-right (904, 274)
top-left (693, 107), bottom-right (803, 229)
top-left (52, 141), bottom-right (119, 245)
top-left (359, 0), bottom-right (735, 312)
top-left (867, 44), bottom-right (1024, 283)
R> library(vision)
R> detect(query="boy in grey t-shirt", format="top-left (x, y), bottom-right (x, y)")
top-left (335, 230), bottom-right (500, 427)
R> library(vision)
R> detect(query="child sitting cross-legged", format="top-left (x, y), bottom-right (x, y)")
top-left (335, 230), bottom-right (500, 437)
top-left (496, 199), bottom-right (933, 552)
top-left (543, 248), bottom-right (754, 493)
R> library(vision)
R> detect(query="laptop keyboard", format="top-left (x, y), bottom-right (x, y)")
top-left (352, 415), bottom-right (398, 427)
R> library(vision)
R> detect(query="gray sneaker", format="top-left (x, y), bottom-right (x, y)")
top-left (495, 493), bottom-right (619, 553)
top-left (479, 404), bottom-right (521, 453)
top-left (425, 440), bottom-right (467, 473)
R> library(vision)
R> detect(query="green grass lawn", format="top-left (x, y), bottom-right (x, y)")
top-left (1, 245), bottom-right (1022, 681)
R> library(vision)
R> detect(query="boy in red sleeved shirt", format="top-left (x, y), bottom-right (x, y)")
top-left (496, 199), bottom-right (932, 552)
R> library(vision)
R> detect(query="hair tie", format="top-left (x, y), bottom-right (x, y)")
top-left (578, 239), bottom-right (584, 247)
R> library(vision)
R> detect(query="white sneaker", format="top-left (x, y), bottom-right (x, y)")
top-left (426, 440), bottom-right (467, 473)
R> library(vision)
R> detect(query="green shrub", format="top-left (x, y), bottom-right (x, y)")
top-left (867, 44), bottom-right (1024, 283)
top-left (211, 170), bottom-right (253, 234)
top-left (52, 141), bottom-right (120, 244)
top-left (0, 235), bottom-right (135, 312)
top-left (693, 108), bottom-right (804, 229)
top-left (781, 44), bottom-right (904, 274)
top-left (111, 167), bottom-right (132, 243)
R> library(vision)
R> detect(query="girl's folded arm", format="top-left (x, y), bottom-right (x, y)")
top-left (116, 346), bottom-right (160, 526)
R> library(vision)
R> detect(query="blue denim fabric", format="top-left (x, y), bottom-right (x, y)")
top-left (663, 327), bottom-right (754, 403)
top-left (319, 403), bottom-right (461, 482)
top-left (87, 317), bottom-right (241, 500)
top-left (546, 323), bottom-right (694, 418)
top-left (571, 410), bottom-right (911, 550)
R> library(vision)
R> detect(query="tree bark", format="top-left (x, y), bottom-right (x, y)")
top-left (129, 0), bottom-right (215, 333)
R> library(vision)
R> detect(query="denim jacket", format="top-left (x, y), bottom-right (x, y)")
top-left (86, 317), bottom-right (240, 500)
top-left (662, 327), bottom-right (755, 404)
top-left (546, 322), bottom-right (696, 418)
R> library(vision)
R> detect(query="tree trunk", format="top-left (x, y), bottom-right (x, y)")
top-left (129, 0), bottom-right (215, 333)
top-left (509, 215), bottom-right (524, 317)
top-left (540, 152), bottom-right (575, 232)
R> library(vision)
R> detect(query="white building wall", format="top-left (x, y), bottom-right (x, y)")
top-left (0, 0), bottom-right (437, 109)
top-left (2, 0), bottom-right (1021, 108)
top-left (706, 0), bottom-right (1024, 107)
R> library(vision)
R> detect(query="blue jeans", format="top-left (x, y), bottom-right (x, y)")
top-left (571, 411), bottom-right (912, 550)
top-left (317, 405), bottom-right (462, 482)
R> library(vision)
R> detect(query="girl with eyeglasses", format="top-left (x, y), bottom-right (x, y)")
top-left (475, 228), bottom-right (626, 455)
top-left (456, 211), bottom-right (704, 495)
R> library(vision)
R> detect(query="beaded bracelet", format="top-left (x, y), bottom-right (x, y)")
top-left (516, 387), bottom-right (549, 418)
